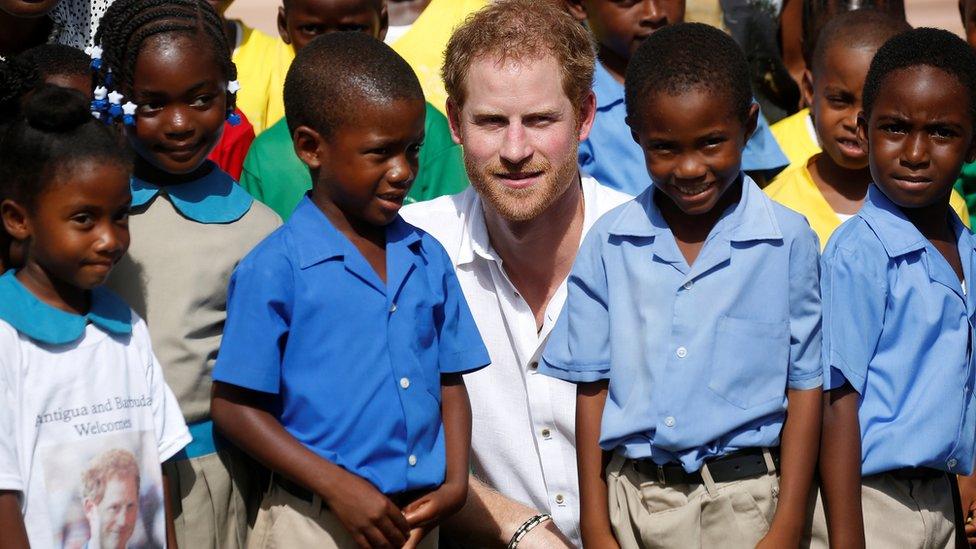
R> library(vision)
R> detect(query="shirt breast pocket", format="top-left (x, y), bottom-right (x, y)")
top-left (708, 316), bottom-right (790, 409)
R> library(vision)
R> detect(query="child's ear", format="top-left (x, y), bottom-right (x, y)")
top-left (277, 7), bottom-right (290, 44)
top-left (966, 131), bottom-right (976, 164)
top-left (856, 111), bottom-right (869, 153)
top-left (445, 99), bottom-right (464, 146)
top-left (1, 200), bottom-right (31, 242)
top-left (293, 126), bottom-right (325, 171)
top-left (563, 0), bottom-right (588, 23)
top-left (376, 3), bottom-right (389, 42)
top-left (801, 69), bottom-right (814, 110)
top-left (744, 102), bottom-right (759, 143)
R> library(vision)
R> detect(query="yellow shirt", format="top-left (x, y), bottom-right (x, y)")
top-left (391, 0), bottom-right (488, 114)
top-left (765, 161), bottom-right (971, 250)
top-left (770, 108), bottom-right (821, 174)
top-left (231, 22), bottom-right (293, 134)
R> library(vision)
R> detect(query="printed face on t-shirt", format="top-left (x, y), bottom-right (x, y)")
top-left (83, 474), bottom-right (139, 549)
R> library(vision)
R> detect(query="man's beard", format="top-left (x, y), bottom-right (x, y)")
top-left (465, 148), bottom-right (579, 222)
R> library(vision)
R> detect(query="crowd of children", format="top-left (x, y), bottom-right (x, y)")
top-left (2, 0), bottom-right (976, 547)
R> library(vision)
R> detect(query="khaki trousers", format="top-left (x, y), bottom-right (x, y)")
top-left (606, 451), bottom-right (779, 549)
top-left (803, 473), bottom-right (956, 549)
top-left (165, 446), bottom-right (263, 549)
top-left (248, 480), bottom-right (439, 549)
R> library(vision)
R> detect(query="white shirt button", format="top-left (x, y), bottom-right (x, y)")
top-left (408, 455), bottom-right (417, 466)
top-left (554, 493), bottom-right (565, 504)
top-left (949, 458), bottom-right (959, 468)
top-left (675, 347), bottom-right (688, 359)
top-left (541, 428), bottom-right (551, 439)
top-left (400, 377), bottom-right (410, 389)
top-left (664, 416), bottom-right (676, 427)
top-left (389, 303), bottom-right (397, 313)
top-left (683, 281), bottom-right (694, 290)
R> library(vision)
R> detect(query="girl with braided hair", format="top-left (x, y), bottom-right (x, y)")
top-left (93, 0), bottom-right (281, 546)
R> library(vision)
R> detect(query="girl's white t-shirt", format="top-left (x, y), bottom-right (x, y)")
top-left (0, 314), bottom-right (190, 548)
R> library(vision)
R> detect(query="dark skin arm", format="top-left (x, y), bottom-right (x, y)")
top-left (401, 374), bottom-right (471, 548)
top-left (576, 380), bottom-right (619, 549)
top-left (162, 466), bottom-right (178, 549)
top-left (819, 384), bottom-right (864, 549)
top-left (0, 490), bottom-right (28, 549)
top-left (957, 472), bottom-right (976, 546)
top-left (757, 387), bottom-right (822, 547)
top-left (211, 382), bottom-right (410, 549)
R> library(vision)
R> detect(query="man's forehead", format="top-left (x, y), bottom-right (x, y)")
top-left (461, 53), bottom-right (573, 112)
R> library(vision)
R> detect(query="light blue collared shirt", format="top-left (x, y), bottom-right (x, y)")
top-left (540, 175), bottom-right (822, 472)
top-left (822, 185), bottom-right (976, 476)
top-left (213, 196), bottom-right (491, 494)
top-left (131, 161), bottom-right (253, 224)
top-left (0, 271), bottom-right (131, 345)
top-left (578, 61), bottom-right (790, 196)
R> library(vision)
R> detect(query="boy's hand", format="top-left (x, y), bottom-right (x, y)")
top-left (322, 469), bottom-right (410, 549)
top-left (401, 480), bottom-right (467, 529)
top-left (957, 474), bottom-right (976, 546)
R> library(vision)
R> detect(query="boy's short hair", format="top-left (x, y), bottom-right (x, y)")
top-left (442, 0), bottom-right (595, 110)
top-left (862, 27), bottom-right (976, 124)
top-left (810, 9), bottom-right (909, 75)
top-left (802, 0), bottom-right (905, 64)
top-left (283, 32), bottom-right (423, 138)
top-left (16, 44), bottom-right (91, 82)
top-left (625, 22), bottom-right (751, 125)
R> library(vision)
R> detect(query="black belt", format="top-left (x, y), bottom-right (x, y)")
top-left (630, 448), bottom-right (780, 485)
top-left (885, 467), bottom-right (948, 481)
top-left (274, 475), bottom-right (423, 508)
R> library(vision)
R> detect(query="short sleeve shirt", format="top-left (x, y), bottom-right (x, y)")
top-left (0, 272), bottom-right (190, 547)
top-left (212, 197), bottom-right (490, 494)
top-left (540, 175), bottom-right (822, 472)
top-left (821, 185), bottom-right (976, 476)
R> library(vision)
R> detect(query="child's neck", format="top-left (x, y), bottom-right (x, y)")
top-left (134, 157), bottom-right (214, 187)
top-left (311, 193), bottom-right (388, 283)
top-left (598, 46), bottom-right (628, 84)
top-left (809, 153), bottom-right (872, 215)
top-left (16, 263), bottom-right (89, 316)
top-left (657, 178), bottom-right (743, 267)
top-left (0, 12), bottom-right (51, 58)
top-left (902, 198), bottom-right (955, 242)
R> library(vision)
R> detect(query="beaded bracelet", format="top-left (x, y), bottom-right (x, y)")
top-left (507, 513), bottom-right (552, 549)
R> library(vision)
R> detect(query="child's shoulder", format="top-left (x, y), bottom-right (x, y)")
top-left (821, 214), bottom-right (885, 263)
top-left (762, 190), bottom-right (819, 245)
top-left (239, 195), bottom-right (283, 233)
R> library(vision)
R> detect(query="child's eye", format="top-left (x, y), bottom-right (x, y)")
top-left (879, 123), bottom-right (907, 134)
top-left (71, 213), bottom-right (95, 227)
top-left (338, 24), bottom-right (369, 33)
top-left (300, 24), bottom-right (324, 35)
top-left (408, 143), bottom-right (423, 157)
top-left (114, 209), bottom-right (130, 223)
top-left (931, 127), bottom-right (958, 139)
top-left (703, 137), bottom-right (727, 148)
top-left (138, 101), bottom-right (164, 113)
top-left (367, 147), bottom-right (389, 156)
top-left (190, 95), bottom-right (215, 108)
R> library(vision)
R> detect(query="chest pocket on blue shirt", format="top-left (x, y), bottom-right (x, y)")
top-left (708, 316), bottom-right (790, 409)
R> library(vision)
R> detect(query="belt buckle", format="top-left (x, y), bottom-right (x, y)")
top-left (656, 465), bottom-right (666, 485)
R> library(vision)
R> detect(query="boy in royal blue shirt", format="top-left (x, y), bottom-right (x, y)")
top-left (210, 33), bottom-right (489, 549)
top-left (540, 24), bottom-right (822, 548)
top-left (818, 28), bottom-right (976, 548)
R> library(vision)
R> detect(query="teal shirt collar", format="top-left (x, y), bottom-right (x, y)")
top-left (0, 271), bottom-right (132, 345)
top-left (131, 162), bottom-right (254, 224)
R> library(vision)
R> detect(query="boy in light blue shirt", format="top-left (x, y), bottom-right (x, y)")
top-left (564, 0), bottom-right (789, 193)
top-left (818, 28), bottom-right (976, 548)
top-left (540, 23), bottom-right (822, 549)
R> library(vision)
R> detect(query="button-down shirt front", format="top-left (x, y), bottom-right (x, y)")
top-left (213, 197), bottom-right (490, 494)
top-left (541, 175), bottom-right (822, 473)
top-left (822, 185), bottom-right (976, 476)
top-left (401, 176), bottom-right (631, 546)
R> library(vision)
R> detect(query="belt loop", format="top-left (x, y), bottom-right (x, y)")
top-left (311, 492), bottom-right (323, 515)
top-left (656, 465), bottom-right (666, 486)
top-left (762, 448), bottom-right (777, 475)
top-left (700, 462), bottom-right (719, 497)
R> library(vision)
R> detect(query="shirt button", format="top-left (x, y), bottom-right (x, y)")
top-left (408, 455), bottom-right (417, 466)
top-left (541, 428), bottom-right (551, 439)
top-left (554, 493), bottom-right (565, 504)
top-left (949, 458), bottom-right (959, 469)
top-left (683, 281), bottom-right (694, 290)
top-left (400, 377), bottom-right (410, 389)
top-left (675, 347), bottom-right (688, 359)
top-left (664, 416), bottom-right (676, 427)
top-left (389, 303), bottom-right (397, 313)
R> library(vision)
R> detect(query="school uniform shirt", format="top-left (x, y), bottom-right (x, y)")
top-left (207, 108), bottom-right (255, 181)
top-left (821, 185), bottom-right (976, 476)
top-left (239, 105), bottom-right (468, 221)
top-left (769, 108), bottom-right (819, 173)
top-left (106, 162), bottom-right (281, 438)
top-left (212, 197), bottom-right (490, 494)
top-left (766, 162), bottom-right (974, 251)
top-left (0, 271), bottom-right (190, 548)
top-left (230, 21), bottom-right (285, 134)
top-left (540, 175), bottom-right (822, 472)
top-left (578, 62), bottom-right (790, 196)
top-left (400, 176), bottom-right (632, 546)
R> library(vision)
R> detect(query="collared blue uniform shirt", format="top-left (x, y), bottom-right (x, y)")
top-left (540, 175), bottom-right (822, 472)
top-left (212, 196), bottom-right (490, 494)
top-left (131, 161), bottom-right (254, 224)
top-left (822, 185), bottom-right (976, 476)
top-left (578, 62), bottom-right (789, 196)
top-left (0, 271), bottom-right (131, 344)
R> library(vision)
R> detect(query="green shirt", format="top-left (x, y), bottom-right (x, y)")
top-left (956, 161), bottom-right (976, 229)
top-left (239, 102), bottom-right (469, 220)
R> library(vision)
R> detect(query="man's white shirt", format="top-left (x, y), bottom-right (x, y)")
top-left (401, 175), bottom-right (630, 546)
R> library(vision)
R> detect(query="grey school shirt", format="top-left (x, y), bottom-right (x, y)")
top-left (107, 166), bottom-right (281, 423)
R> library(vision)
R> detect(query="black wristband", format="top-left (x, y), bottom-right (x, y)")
top-left (507, 513), bottom-right (552, 549)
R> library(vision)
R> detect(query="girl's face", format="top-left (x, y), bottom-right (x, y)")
top-left (127, 33), bottom-right (227, 177)
top-left (2, 160), bottom-right (130, 309)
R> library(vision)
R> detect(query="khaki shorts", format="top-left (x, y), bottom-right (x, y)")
top-left (248, 479), bottom-right (439, 549)
top-left (606, 452), bottom-right (779, 549)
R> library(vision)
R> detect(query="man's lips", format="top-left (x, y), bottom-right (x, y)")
top-left (494, 171), bottom-right (544, 189)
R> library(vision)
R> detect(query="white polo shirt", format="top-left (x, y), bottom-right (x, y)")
top-left (401, 175), bottom-right (630, 546)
